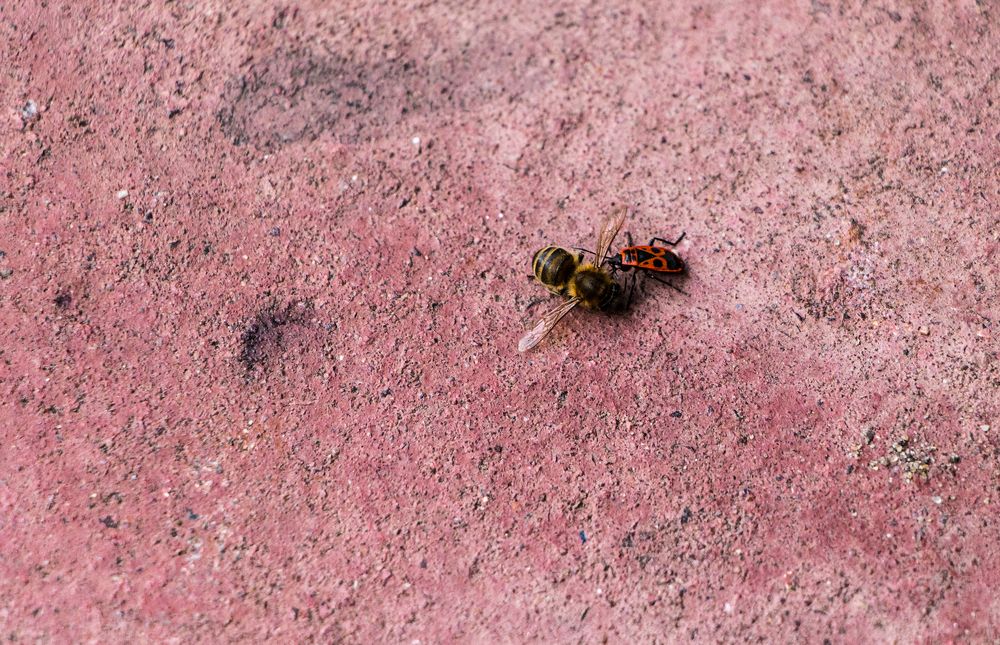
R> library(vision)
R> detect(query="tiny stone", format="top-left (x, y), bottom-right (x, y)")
top-left (981, 425), bottom-right (991, 432)
top-left (918, 325), bottom-right (930, 336)
top-left (116, 189), bottom-right (129, 200)
top-left (21, 100), bottom-right (38, 120)
top-left (0, 268), bottom-right (12, 279)
top-left (931, 496), bottom-right (943, 505)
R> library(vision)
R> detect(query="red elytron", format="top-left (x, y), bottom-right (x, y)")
top-left (609, 236), bottom-right (685, 274)
top-left (607, 232), bottom-right (686, 278)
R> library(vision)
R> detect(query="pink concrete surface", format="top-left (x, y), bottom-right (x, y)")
top-left (2, 1), bottom-right (998, 642)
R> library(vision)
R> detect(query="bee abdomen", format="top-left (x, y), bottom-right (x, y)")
top-left (532, 246), bottom-right (577, 292)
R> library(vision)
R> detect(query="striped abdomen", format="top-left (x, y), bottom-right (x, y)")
top-left (532, 246), bottom-right (579, 295)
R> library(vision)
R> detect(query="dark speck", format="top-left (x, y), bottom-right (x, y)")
top-left (579, 530), bottom-right (587, 544)
top-left (100, 515), bottom-right (119, 529)
top-left (380, 388), bottom-right (392, 397)
top-left (269, 226), bottom-right (281, 236)
top-left (670, 410), bottom-right (682, 418)
top-left (680, 507), bottom-right (692, 524)
top-left (54, 292), bottom-right (72, 309)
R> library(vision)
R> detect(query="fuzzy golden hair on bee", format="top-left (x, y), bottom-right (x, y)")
top-left (518, 206), bottom-right (630, 352)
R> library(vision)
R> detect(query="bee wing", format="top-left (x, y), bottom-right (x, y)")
top-left (518, 297), bottom-right (581, 352)
top-left (594, 206), bottom-right (627, 265)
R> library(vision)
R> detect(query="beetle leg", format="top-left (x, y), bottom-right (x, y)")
top-left (649, 232), bottom-right (686, 247)
top-left (648, 273), bottom-right (688, 295)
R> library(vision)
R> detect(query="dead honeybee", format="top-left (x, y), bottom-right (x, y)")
top-left (518, 206), bottom-right (628, 352)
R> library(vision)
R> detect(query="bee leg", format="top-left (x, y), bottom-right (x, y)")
top-left (649, 232), bottom-right (686, 247)
top-left (626, 272), bottom-right (639, 310)
top-left (649, 273), bottom-right (688, 295)
top-left (524, 296), bottom-right (548, 312)
top-left (572, 247), bottom-right (597, 257)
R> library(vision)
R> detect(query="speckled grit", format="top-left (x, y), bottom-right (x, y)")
top-left (1, 1), bottom-right (998, 642)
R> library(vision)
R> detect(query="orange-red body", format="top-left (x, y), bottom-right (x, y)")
top-left (610, 245), bottom-right (685, 273)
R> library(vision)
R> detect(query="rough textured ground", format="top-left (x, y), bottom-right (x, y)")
top-left (2, 1), bottom-right (998, 642)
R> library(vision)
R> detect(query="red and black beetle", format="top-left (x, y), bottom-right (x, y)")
top-left (606, 232), bottom-right (686, 277)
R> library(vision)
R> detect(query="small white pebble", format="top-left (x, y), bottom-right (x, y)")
top-left (497, 212), bottom-right (504, 219)
top-left (116, 189), bottom-right (129, 200)
top-left (932, 496), bottom-right (943, 505)
top-left (919, 325), bottom-right (930, 336)
top-left (981, 425), bottom-right (991, 432)
top-left (411, 136), bottom-right (420, 146)
top-left (724, 602), bottom-right (733, 614)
